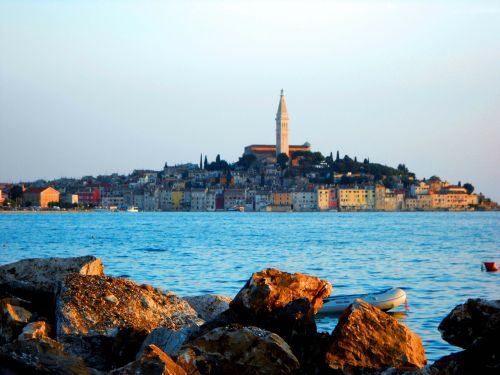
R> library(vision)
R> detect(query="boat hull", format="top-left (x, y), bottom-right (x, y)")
top-left (319, 287), bottom-right (406, 314)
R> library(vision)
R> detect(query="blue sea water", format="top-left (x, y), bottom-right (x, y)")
top-left (0, 211), bottom-right (499, 362)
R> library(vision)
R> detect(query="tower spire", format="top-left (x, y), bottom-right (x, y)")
top-left (276, 90), bottom-right (289, 157)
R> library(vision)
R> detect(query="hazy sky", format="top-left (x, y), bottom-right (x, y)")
top-left (1, 0), bottom-right (499, 200)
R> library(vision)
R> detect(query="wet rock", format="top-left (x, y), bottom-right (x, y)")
top-left (0, 338), bottom-right (98, 375)
top-left (0, 256), bottom-right (104, 295)
top-left (325, 299), bottom-right (427, 372)
top-left (111, 344), bottom-right (187, 375)
top-left (18, 321), bottom-right (51, 341)
top-left (184, 294), bottom-right (232, 321)
top-left (176, 325), bottom-right (300, 375)
top-left (230, 268), bottom-right (332, 319)
top-left (438, 298), bottom-right (500, 351)
top-left (138, 324), bottom-right (200, 358)
top-left (1, 302), bottom-right (32, 343)
top-left (55, 274), bottom-right (201, 370)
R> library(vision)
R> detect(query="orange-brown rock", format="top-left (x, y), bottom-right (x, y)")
top-left (18, 321), bottom-right (51, 341)
top-left (1, 302), bottom-right (32, 344)
top-left (110, 344), bottom-right (187, 375)
top-left (176, 325), bottom-right (300, 375)
top-left (230, 268), bottom-right (332, 317)
top-left (325, 299), bottom-right (427, 372)
top-left (55, 274), bottom-right (202, 370)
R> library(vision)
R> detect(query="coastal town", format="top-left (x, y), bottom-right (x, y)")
top-left (0, 91), bottom-right (497, 213)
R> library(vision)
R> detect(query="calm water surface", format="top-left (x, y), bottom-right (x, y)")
top-left (0, 212), bottom-right (499, 362)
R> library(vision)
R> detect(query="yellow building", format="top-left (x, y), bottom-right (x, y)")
top-left (316, 188), bottom-right (330, 211)
top-left (171, 190), bottom-right (184, 210)
top-left (338, 188), bottom-right (375, 211)
top-left (23, 187), bottom-right (60, 208)
top-left (404, 198), bottom-right (417, 210)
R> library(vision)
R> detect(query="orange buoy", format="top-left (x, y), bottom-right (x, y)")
top-left (484, 262), bottom-right (499, 272)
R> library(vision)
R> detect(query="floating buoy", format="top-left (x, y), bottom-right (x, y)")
top-left (484, 262), bottom-right (499, 272)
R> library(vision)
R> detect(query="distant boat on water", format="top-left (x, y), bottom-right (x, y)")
top-left (126, 207), bottom-right (139, 212)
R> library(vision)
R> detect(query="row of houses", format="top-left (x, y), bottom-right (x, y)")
top-left (0, 181), bottom-right (482, 212)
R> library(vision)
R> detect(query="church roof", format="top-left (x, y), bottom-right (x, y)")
top-left (276, 89), bottom-right (289, 121)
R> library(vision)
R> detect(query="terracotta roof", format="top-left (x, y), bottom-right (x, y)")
top-left (24, 187), bottom-right (53, 194)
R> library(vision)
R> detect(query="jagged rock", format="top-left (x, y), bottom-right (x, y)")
top-left (427, 349), bottom-right (500, 375)
top-left (176, 325), bottom-right (300, 375)
top-left (55, 274), bottom-right (202, 370)
top-left (438, 298), bottom-right (500, 351)
top-left (1, 302), bottom-right (32, 343)
top-left (137, 325), bottom-right (200, 358)
top-left (0, 256), bottom-right (104, 295)
top-left (18, 321), bottom-right (51, 341)
top-left (111, 344), bottom-right (187, 375)
top-left (230, 268), bottom-right (332, 319)
top-left (184, 294), bottom-right (232, 321)
top-left (325, 299), bottom-right (427, 372)
top-left (0, 338), bottom-right (98, 375)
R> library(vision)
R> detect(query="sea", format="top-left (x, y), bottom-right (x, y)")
top-left (0, 211), bottom-right (499, 362)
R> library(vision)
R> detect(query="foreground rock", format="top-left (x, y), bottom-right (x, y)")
top-left (18, 321), bottom-right (52, 341)
top-left (1, 301), bottom-right (32, 344)
top-left (0, 338), bottom-right (97, 375)
top-left (0, 256), bottom-right (104, 295)
top-left (325, 299), bottom-right (427, 372)
top-left (230, 268), bottom-right (332, 318)
top-left (177, 325), bottom-right (300, 375)
top-left (184, 294), bottom-right (231, 321)
top-left (426, 349), bottom-right (500, 375)
top-left (111, 344), bottom-right (187, 375)
top-left (56, 274), bottom-right (202, 370)
top-left (438, 298), bottom-right (500, 351)
top-left (137, 324), bottom-right (199, 357)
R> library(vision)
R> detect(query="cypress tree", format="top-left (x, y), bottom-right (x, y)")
top-left (204, 155), bottom-right (208, 170)
top-left (336, 150), bottom-right (340, 161)
top-left (199, 154), bottom-right (203, 169)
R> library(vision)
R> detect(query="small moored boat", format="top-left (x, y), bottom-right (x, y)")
top-left (319, 287), bottom-right (406, 314)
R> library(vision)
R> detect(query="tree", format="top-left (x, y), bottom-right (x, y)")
top-left (199, 154), bottom-right (203, 169)
top-left (463, 183), bottom-right (474, 194)
top-left (204, 155), bottom-right (208, 170)
top-left (277, 153), bottom-right (289, 171)
top-left (336, 150), bottom-right (340, 162)
top-left (236, 154), bottom-right (257, 170)
top-left (216, 154), bottom-right (221, 164)
top-left (9, 185), bottom-right (23, 201)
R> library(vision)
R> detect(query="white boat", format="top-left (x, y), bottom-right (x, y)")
top-left (126, 206), bottom-right (139, 212)
top-left (319, 287), bottom-right (406, 314)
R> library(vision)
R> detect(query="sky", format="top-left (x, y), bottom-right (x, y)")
top-left (0, 0), bottom-right (499, 200)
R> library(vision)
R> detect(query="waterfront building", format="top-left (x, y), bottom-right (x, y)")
top-left (272, 191), bottom-right (292, 208)
top-left (317, 188), bottom-right (330, 211)
top-left (255, 190), bottom-right (272, 211)
top-left (171, 190), bottom-right (184, 210)
top-left (416, 193), bottom-right (434, 210)
top-left (404, 197), bottom-right (417, 210)
top-left (338, 187), bottom-right (375, 211)
top-left (191, 188), bottom-right (208, 211)
top-left (23, 187), bottom-right (60, 208)
top-left (375, 185), bottom-right (386, 210)
top-left (101, 195), bottom-right (123, 208)
top-left (0, 189), bottom-right (4, 204)
top-left (159, 190), bottom-right (172, 211)
top-left (224, 188), bottom-right (246, 210)
top-left (292, 191), bottom-right (316, 211)
top-left (328, 188), bottom-right (338, 210)
top-left (76, 187), bottom-right (101, 205)
top-left (205, 190), bottom-right (217, 211)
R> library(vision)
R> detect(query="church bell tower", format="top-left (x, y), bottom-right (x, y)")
top-left (276, 89), bottom-right (289, 156)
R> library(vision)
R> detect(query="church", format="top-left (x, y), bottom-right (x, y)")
top-left (244, 90), bottom-right (310, 160)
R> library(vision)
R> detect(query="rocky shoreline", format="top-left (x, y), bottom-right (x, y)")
top-left (0, 256), bottom-right (498, 374)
